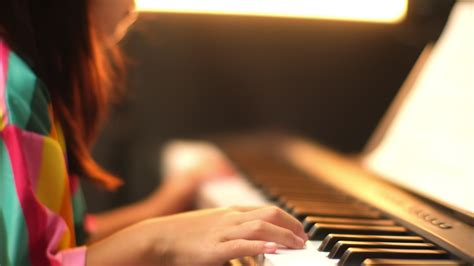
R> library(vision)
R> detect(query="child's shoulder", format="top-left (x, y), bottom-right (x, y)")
top-left (1, 39), bottom-right (52, 135)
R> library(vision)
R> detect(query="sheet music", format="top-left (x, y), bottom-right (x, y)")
top-left (363, 2), bottom-right (474, 215)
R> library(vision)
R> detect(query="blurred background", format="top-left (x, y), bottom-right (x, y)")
top-left (83, 0), bottom-right (455, 212)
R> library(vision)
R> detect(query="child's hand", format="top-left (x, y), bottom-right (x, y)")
top-left (87, 206), bottom-right (307, 266)
top-left (161, 141), bottom-right (237, 183)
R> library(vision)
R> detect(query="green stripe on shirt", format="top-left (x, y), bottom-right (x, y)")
top-left (0, 140), bottom-right (31, 266)
top-left (5, 52), bottom-right (38, 130)
top-left (25, 80), bottom-right (52, 135)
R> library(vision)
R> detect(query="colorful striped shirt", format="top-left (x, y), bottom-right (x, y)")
top-left (1, 39), bottom-right (87, 265)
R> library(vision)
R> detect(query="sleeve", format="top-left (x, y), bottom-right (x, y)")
top-left (0, 125), bottom-right (87, 266)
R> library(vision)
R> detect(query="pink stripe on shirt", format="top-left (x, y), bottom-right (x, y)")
top-left (0, 40), bottom-right (10, 126)
top-left (19, 130), bottom-right (45, 191)
top-left (54, 246), bottom-right (86, 266)
top-left (4, 125), bottom-right (60, 266)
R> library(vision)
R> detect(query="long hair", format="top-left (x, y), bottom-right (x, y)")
top-left (0, 0), bottom-right (123, 189)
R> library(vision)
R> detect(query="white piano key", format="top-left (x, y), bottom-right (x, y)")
top-left (197, 178), bottom-right (340, 265)
top-left (264, 241), bottom-right (339, 266)
top-left (196, 176), bottom-right (271, 208)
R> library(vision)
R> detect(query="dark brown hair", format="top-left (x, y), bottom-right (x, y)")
top-left (0, 0), bottom-right (123, 189)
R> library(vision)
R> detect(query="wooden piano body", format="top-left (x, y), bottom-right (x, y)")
top-left (199, 133), bottom-right (473, 265)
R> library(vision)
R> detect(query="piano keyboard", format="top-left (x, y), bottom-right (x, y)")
top-left (198, 134), bottom-right (474, 266)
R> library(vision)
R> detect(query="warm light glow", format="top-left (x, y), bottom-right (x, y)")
top-left (136, 0), bottom-right (407, 23)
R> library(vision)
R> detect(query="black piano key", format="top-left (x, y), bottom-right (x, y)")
top-left (270, 191), bottom-right (348, 201)
top-left (278, 195), bottom-right (352, 205)
top-left (263, 189), bottom-right (328, 201)
top-left (308, 224), bottom-right (408, 240)
top-left (362, 258), bottom-right (470, 266)
top-left (292, 207), bottom-right (381, 221)
top-left (260, 183), bottom-right (324, 189)
top-left (319, 234), bottom-right (425, 252)
top-left (338, 248), bottom-right (449, 266)
top-left (287, 204), bottom-right (368, 216)
top-left (329, 241), bottom-right (436, 259)
top-left (284, 201), bottom-right (369, 212)
top-left (284, 199), bottom-right (358, 206)
top-left (263, 184), bottom-right (338, 191)
top-left (303, 217), bottom-right (395, 232)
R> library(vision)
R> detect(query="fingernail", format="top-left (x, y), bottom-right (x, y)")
top-left (295, 236), bottom-right (305, 246)
top-left (303, 234), bottom-right (309, 241)
top-left (264, 242), bottom-right (278, 253)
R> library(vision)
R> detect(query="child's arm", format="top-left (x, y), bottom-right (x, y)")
top-left (86, 206), bottom-right (307, 266)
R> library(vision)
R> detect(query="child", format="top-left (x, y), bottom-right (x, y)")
top-left (0, 0), bottom-right (306, 265)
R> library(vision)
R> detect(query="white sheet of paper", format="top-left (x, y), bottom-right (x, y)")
top-left (363, 2), bottom-right (474, 215)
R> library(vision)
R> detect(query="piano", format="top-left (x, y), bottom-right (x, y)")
top-left (191, 2), bottom-right (474, 265)
top-left (197, 133), bottom-right (473, 266)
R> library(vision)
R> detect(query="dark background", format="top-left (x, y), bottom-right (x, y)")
top-left (83, 0), bottom-right (455, 212)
